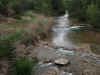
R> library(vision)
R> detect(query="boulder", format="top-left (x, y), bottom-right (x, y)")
top-left (54, 59), bottom-right (69, 65)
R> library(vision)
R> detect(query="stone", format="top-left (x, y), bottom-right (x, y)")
top-left (43, 42), bottom-right (48, 45)
top-left (49, 43), bottom-right (56, 48)
top-left (83, 69), bottom-right (90, 73)
top-left (54, 59), bottom-right (69, 65)
top-left (89, 73), bottom-right (93, 75)
top-left (42, 57), bottom-right (51, 63)
top-left (74, 47), bottom-right (81, 51)
top-left (46, 71), bottom-right (57, 75)
top-left (45, 45), bottom-right (52, 50)
top-left (83, 59), bottom-right (91, 63)
top-left (53, 45), bottom-right (64, 49)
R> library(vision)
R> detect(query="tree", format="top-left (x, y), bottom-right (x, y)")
top-left (51, 0), bottom-right (62, 10)
top-left (41, 2), bottom-right (52, 16)
top-left (86, 3), bottom-right (100, 27)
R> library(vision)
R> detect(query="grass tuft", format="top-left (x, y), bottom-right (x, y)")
top-left (0, 30), bottom-right (24, 59)
top-left (12, 57), bottom-right (36, 75)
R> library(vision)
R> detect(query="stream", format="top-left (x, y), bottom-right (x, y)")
top-left (32, 11), bottom-right (100, 75)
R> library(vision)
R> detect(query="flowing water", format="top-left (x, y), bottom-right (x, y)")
top-left (45, 11), bottom-right (100, 54)
top-left (32, 11), bottom-right (100, 75)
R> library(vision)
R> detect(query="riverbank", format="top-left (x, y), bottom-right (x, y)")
top-left (0, 11), bottom-right (53, 75)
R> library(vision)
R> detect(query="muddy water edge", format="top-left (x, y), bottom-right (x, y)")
top-left (31, 12), bottom-right (100, 75)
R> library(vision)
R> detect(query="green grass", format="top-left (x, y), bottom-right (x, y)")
top-left (8, 19), bottom-right (30, 28)
top-left (28, 14), bottom-right (36, 19)
top-left (0, 30), bottom-right (25, 59)
top-left (12, 57), bottom-right (36, 75)
top-left (8, 11), bottom-right (36, 28)
top-left (13, 14), bottom-right (22, 20)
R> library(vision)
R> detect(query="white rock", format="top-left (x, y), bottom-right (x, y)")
top-left (54, 59), bottom-right (69, 65)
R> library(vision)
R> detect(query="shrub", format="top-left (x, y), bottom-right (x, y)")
top-left (7, 1), bottom-right (19, 11)
top-left (12, 57), bottom-right (35, 75)
top-left (7, 0), bottom-right (23, 14)
top-left (13, 14), bottom-right (21, 19)
top-left (86, 3), bottom-right (100, 27)
top-left (41, 2), bottom-right (52, 16)
top-left (0, 31), bottom-right (24, 59)
top-left (24, 0), bottom-right (34, 10)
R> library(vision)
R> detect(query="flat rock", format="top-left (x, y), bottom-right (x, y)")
top-left (54, 59), bottom-right (69, 65)
top-left (43, 42), bottom-right (48, 45)
top-left (42, 57), bottom-right (51, 63)
top-left (83, 69), bottom-right (90, 73)
top-left (83, 58), bottom-right (91, 63)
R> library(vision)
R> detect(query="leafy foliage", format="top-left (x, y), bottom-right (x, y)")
top-left (12, 14), bottom-right (21, 19)
top-left (86, 3), bottom-right (100, 27)
top-left (0, 0), bottom-right (66, 16)
top-left (66, 0), bottom-right (100, 28)
top-left (41, 2), bottom-right (51, 16)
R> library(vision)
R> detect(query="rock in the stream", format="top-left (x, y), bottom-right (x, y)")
top-left (83, 58), bottom-right (91, 63)
top-left (42, 57), bottom-right (51, 63)
top-left (44, 45), bottom-right (52, 50)
top-left (53, 45), bottom-right (64, 49)
top-left (43, 42), bottom-right (48, 45)
top-left (46, 71), bottom-right (57, 75)
top-left (54, 59), bottom-right (69, 65)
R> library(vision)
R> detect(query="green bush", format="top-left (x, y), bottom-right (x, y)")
top-left (21, 37), bottom-right (32, 47)
top-left (86, 3), bottom-right (100, 27)
top-left (0, 31), bottom-right (24, 59)
top-left (12, 58), bottom-right (35, 75)
top-left (0, 1), bottom-right (3, 7)
top-left (24, 0), bottom-right (34, 10)
top-left (13, 14), bottom-right (21, 19)
top-left (41, 2), bottom-right (52, 16)
top-left (7, 0), bottom-right (23, 14)
top-left (7, 1), bottom-right (19, 11)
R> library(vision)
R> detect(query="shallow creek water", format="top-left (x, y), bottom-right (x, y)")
top-left (32, 12), bottom-right (100, 75)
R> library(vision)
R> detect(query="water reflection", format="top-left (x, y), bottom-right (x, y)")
top-left (52, 27), bottom-right (76, 48)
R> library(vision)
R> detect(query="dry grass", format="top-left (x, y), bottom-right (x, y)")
top-left (0, 11), bottom-right (53, 36)
top-left (26, 14), bottom-right (53, 33)
top-left (0, 61), bottom-right (9, 75)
